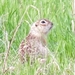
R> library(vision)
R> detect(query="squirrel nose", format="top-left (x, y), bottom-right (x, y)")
top-left (51, 22), bottom-right (53, 25)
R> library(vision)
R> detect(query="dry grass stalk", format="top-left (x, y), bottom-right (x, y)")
top-left (3, 5), bottom-right (40, 73)
top-left (72, 20), bottom-right (75, 32)
top-left (9, 5), bottom-right (40, 51)
top-left (3, 31), bottom-right (9, 73)
top-left (72, 0), bottom-right (75, 32)
top-left (73, 0), bottom-right (75, 15)
top-left (74, 63), bottom-right (75, 75)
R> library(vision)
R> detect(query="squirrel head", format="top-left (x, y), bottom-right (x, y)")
top-left (30, 19), bottom-right (53, 36)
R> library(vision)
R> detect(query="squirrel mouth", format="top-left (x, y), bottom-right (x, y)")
top-left (49, 25), bottom-right (53, 30)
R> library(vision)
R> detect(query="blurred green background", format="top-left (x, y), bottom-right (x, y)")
top-left (0, 0), bottom-right (75, 75)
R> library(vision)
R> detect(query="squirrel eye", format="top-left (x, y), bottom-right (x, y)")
top-left (41, 20), bottom-right (45, 23)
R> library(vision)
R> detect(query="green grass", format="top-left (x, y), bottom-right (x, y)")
top-left (0, 0), bottom-right (75, 75)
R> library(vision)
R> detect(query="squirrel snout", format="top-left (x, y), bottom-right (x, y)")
top-left (51, 22), bottom-right (53, 26)
top-left (49, 22), bottom-right (53, 30)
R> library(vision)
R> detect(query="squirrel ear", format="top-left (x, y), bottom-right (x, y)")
top-left (35, 24), bottom-right (38, 27)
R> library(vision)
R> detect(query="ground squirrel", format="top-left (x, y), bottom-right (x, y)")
top-left (18, 19), bottom-right (53, 63)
